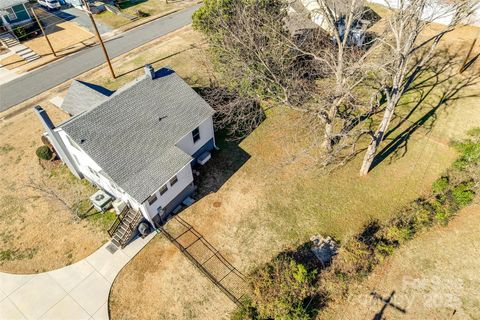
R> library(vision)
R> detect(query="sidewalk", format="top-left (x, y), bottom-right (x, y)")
top-left (0, 233), bottom-right (154, 320)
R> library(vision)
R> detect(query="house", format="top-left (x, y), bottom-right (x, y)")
top-left (35, 66), bottom-right (217, 246)
top-left (0, 0), bottom-right (32, 32)
top-left (287, 0), bottom-right (370, 46)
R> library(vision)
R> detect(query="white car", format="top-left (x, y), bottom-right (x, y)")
top-left (37, 0), bottom-right (61, 10)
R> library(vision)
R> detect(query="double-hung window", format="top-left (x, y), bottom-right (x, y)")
top-left (147, 194), bottom-right (157, 206)
top-left (159, 185), bottom-right (168, 196)
top-left (169, 175), bottom-right (178, 186)
top-left (192, 127), bottom-right (200, 143)
top-left (6, 8), bottom-right (17, 21)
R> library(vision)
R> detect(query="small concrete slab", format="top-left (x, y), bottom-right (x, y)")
top-left (86, 244), bottom-right (130, 283)
top-left (48, 260), bottom-right (94, 293)
top-left (0, 273), bottom-right (34, 296)
top-left (69, 272), bottom-right (110, 315)
top-left (121, 233), bottom-right (154, 258)
top-left (0, 298), bottom-right (26, 320)
top-left (9, 273), bottom-right (66, 320)
top-left (40, 295), bottom-right (90, 320)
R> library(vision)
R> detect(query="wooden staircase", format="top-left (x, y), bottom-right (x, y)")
top-left (108, 206), bottom-right (142, 248)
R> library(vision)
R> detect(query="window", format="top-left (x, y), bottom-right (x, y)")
top-left (147, 194), bottom-right (157, 206)
top-left (169, 175), bottom-right (178, 186)
top-left (192, 127), bottom-right (200, 143)
top-left (159, 185), bottom-right (168, 196)
top-left (6, 8), bottom-right (17, 21)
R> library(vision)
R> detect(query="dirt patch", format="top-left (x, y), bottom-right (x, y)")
top-left (323, 200), bottom-right (480, 320)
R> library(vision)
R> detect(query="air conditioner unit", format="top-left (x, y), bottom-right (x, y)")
top-left (90, 190), bottom-right (113, 212)
top-left (197, 151), bottom-right (211, 165)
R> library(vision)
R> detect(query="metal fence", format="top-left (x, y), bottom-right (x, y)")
top-left (159, 216), bottom-right (248, 306)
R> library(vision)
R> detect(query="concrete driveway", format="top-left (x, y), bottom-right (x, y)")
top-left (0, 233), bottom-right (154, 320)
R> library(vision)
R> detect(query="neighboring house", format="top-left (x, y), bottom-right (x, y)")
top-left (287, 0), bottom-right (370, 46)
top-left (35, 66), bottom-right (217, 246)
top-left (0, 0), bottom-right (32, 32)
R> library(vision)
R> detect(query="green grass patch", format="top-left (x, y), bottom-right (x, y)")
top-left (86, 210), bottom-right (117, 230)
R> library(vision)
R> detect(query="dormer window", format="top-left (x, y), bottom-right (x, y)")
top-left (192, 127), bottom-right (200, 143)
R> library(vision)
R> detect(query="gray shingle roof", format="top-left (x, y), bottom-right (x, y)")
top-left (60, 68), bottom-right (215, 203)
top-left (0, 0), bottom-right (28, 10)
top-left (61, 80), bottom-right (112, 116)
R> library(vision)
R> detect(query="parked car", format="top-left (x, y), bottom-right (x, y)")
top-left (37, 0), bottom-right (61, 10)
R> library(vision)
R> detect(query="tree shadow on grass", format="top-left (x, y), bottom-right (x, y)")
top-left (369, 52), bottom-right (480, 171)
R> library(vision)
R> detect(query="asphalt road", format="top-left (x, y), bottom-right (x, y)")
top-left (0, 4), bottom-right (201, 112)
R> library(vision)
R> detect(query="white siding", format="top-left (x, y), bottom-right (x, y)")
top-left (56, 128), bottom-right (147, 220)
top-left (176, 116), bottom-right (215, 156)
top-left (55, 115), bottom-right (215, 224)
top-left (368, 0), bottom-right (480, 26)
top-left (141, 163), bottom-right (194, 219)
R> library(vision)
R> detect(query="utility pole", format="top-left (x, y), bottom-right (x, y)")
top-left (81, 0), bottom-right (115, 78)
top-left (31, 8), bottom-right (56, 57)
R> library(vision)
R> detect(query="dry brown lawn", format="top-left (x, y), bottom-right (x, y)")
top-left (322, 199), bottom-right (480, 320)
top-left (0, 26), bottom-right (206, 274)
top-left (110, 78), bottom-right (480, 319)
top-left (108, 23), bottom-right (480, 320)
top-left (0, 103), bottom-right (111, 274)
top-left (0, 21), bottom-right (94, 72)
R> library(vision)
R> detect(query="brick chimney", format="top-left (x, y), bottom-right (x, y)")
top-left (34, 106), bottom-right (83, 179)
top-left (144, 64), bottom-right (155, 79)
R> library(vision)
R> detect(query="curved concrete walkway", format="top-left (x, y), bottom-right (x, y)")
top-left (0, 233), bottom-right (154, 320)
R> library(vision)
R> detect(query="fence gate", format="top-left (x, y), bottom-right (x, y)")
top-left (159, 216), bottom-right (248, 306)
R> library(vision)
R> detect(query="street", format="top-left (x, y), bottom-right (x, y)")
top-left (0, 4), bottom-right (201, 112)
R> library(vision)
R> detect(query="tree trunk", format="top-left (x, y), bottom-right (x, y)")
top-left (359, 101), bottom-right (396, 176)
top-left (323, 121), bottom-right (334, 153)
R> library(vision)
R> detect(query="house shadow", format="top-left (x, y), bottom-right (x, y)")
top-left (191, 87), bottom-right (266, 200)
top-left (116, 0), bottom-right (148, 10)
top-left (46, 8), bottom-right (77, 22)
top-left (193, 131), bottom-right (251, 200)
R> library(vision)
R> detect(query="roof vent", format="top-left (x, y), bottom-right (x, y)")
top-left (144, 64), bottom-right (155, 79)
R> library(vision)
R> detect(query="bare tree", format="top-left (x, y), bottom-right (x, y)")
top-left (359, 0), bottom-right (477, 175)
top-left (200, 86), bottom-right (265, 140)
top-left (194, 0), bottom-right (385, 164)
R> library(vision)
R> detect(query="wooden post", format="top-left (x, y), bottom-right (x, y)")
top-left (31, 8), bottom-right (56, 57)
top-left (82, 0), bottom-right (116, 79)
